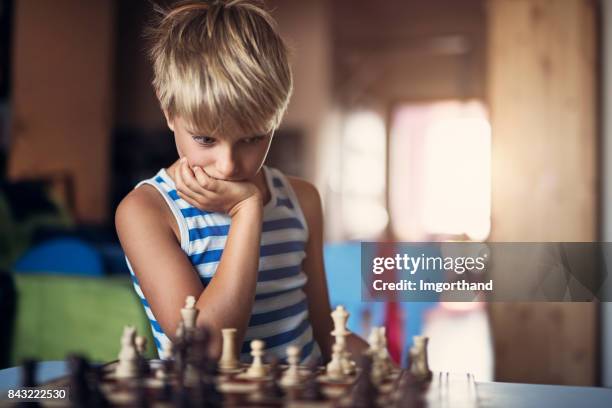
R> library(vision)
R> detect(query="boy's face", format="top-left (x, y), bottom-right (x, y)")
top-left (166, 114), bottom-right (272, 182)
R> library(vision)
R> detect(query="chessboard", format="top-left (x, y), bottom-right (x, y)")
top-left (2, 299), bottom-right (473, 407)
top-left (1, 358), bottom-right (478, 408)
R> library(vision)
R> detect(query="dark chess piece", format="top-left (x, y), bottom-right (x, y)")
top-left (158, 360), bottom-right (174, 402)
top-left (173, 381), bottom-right (192, 408)
top-left (348, 354), bottom-right (378, 408)
top-left (67, 354), bottom-right (109, 408)
top-left (20, 359), bottom-right (37, 387)
top-left (191, 326), bottom-right (222, 407)
top-left (67, 354), bottom-right (92, 408)
top-left (301, 367), bottom-right (324, 402)
top-left (267, 357), bottom-right (285, 399)
top-left (395, 372), bottom-right (425, 408)
top-left (137, 351), bottom-right (151, 377)
top-left (88, 365), bottom-right (110, 408)
top-left (135, 356), bottom-right (150, 408)
top-left (18, 359), bottom-right (41, 408)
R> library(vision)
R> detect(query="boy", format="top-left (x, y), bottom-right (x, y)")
top-left (115, 0), bottom-right (367, 363)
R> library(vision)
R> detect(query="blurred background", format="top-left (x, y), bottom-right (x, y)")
top-left (0, 0), bottom-right (609, 388)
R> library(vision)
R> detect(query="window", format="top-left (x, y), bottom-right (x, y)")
top-left (389, 100), bottom-right (491, 241)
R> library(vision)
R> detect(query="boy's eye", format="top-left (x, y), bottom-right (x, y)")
top-left (193, 136), bottom-right (215, 145)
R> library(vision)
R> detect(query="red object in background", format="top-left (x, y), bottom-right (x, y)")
top-left (374, 241), bottom-right (404, 364)
top-left (384, 301), bottom-right (403, 364)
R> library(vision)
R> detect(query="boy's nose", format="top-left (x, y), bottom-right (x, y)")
top-left (215, 155), bottom-right (238, 179)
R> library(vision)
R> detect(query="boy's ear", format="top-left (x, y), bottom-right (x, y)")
top-left (162, 109), bottom-right (175, 132)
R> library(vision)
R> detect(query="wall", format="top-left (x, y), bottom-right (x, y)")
top-left (602, 0), bottom-right (612, 389)
top-left (487, 0), bottom-right (597, 385)
top-left (8, 0), bottom-right (115, 223)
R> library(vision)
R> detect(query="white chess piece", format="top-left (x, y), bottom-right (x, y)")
top-left (330, 305), bottom-right (355, 375)
top-left (326, 343), bottom-right (345, 381)
top-left (159, 338), bottom-right (174, 360)
top-left (180, 295), bottom-right (198, 329)
top-left (245, 339), bottom-right (268, 378)
top-left (175, 321), bottom-right (186, 342)
top-left (410, 335), bottom-right (432, 381)
top-left (219, 328), bottom-right (240, 372)
top-left (115, 326), bottom-right (139, 379)
top-left (377, 327), bottom-right (394, 373)
top-left (367, 327), bottom-right (386, 383)
top-left (280, 346), bottom-right (302, 387)
top-left (135, 335), bottom-right (147, 356)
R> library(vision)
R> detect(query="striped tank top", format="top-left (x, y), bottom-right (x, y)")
top-left (126, 166), bottom-right (322, 364)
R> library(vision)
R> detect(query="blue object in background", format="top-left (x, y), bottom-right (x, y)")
top-left (13, 238), bottom-right (104, 276)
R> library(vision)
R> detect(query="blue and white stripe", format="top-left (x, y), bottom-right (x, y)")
top-left (126, 166), bottom-right (321, 364)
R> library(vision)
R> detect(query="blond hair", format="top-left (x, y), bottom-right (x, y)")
top-left (146, 0), bottom-right (292, 136)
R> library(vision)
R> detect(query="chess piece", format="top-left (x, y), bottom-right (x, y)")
top-left (219, 328), bottom-right (239, 372)
top-left (67, 354), bottom-right (109, 408)
top-left (325, 343), bottom-right (345, 381)
top-left (186, 326), bottom-right (212, 386)
top-left (267, 357), bottom-right (285, 399)
top-left (409, 336), bottom-right (432, 382)
top-left (67, 355), bottom-right (91, 408)
top-left (330, 305), bottom-right (355, 375)
top-left (301, 365), bottom-right (324, 402)
top-left (89, 364), bottom-right (110, 408)
top-left (367, 327), bottom-right (387, 383)
top-left (279, 346), bottom-right (301, 387)
top-left (377, 327), bottom-right (394, 373)
top-left (115, 326), bottom-right (139, 379)
top-left (396, 372), bottom-right (425, 408)
top-left (135, 336), bottom-right (151, 377)
top-left (160, 338), bottom-right (174, 360)
top-left (181, 295), bottom-right (198, 329)
top-left (135, 361), bottom-right (150, 408)
top-left (173, 381), bottom-right (192, 408)
top-left (135, 336), bottom-right (147, 356)
top-left (157, 360), bottom-right (174, 402)
top-left (19, 359), bottom-right (41, 408)
top-left (346, 354), bottom-right (378, 408)
top-left (175, 321), bottom-right (186, 342)
top-left (20, 359), bottom-right (38, 387)
top-left (245, 339), bottom-right (268, 378)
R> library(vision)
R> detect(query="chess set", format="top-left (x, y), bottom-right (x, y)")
top-left (2, 297), bottom-right (478, 407)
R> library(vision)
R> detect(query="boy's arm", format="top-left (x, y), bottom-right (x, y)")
top-left (115, 183), bottom-right (262, 358)
top-left (288, 178), bottom-right (369, 362)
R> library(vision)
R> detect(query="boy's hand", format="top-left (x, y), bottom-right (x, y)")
top-left (174, 158), bottom-right (262, 217)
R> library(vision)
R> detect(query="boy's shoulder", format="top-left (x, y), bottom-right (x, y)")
top-left (115, 184), bottom-right (179, 240)
top-left (285, 176), bottom-right (320, 206)
top-left (284, 175), bottom-right (322, 229)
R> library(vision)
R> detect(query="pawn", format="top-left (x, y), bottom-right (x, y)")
top-left (280, 346), bottom-right (301, 387)
top-left (245, 339), bottom-right (268, 378)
